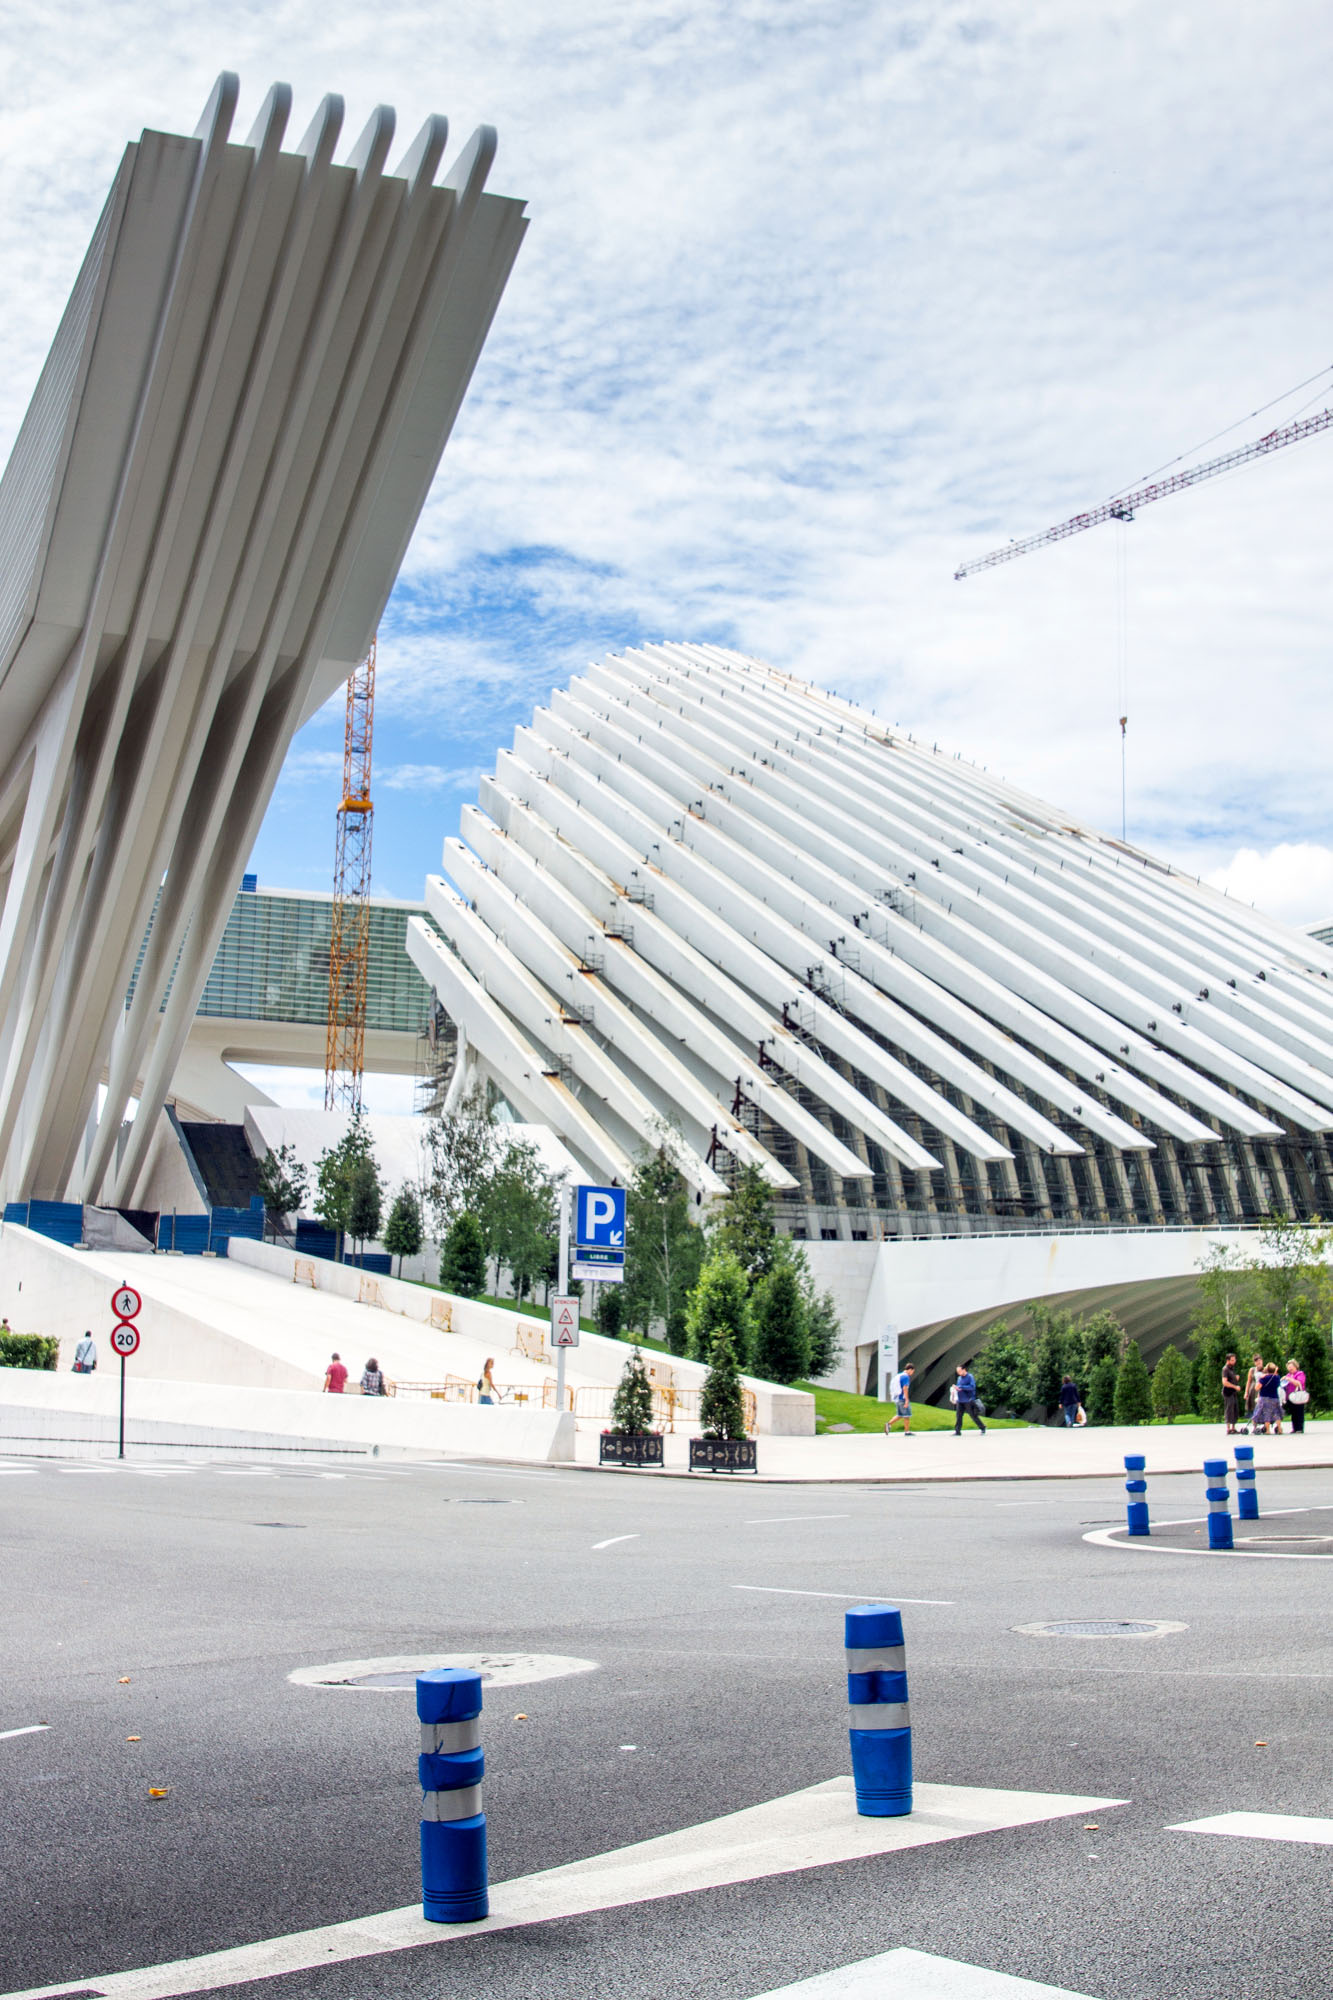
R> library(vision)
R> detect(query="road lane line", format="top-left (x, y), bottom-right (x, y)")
top-left (751, 1945), bottom-right (1101, 1998)
top-left (733, 1586), bottom-right (954, 1605)
top-left (0, 1778), bottom-right (1121, 1999)
top-left (744, 1515), bottom-right (851, 1526)
top-left (591, 1534), bottom-right (640, 1550)
top-left (0, 1725), bottom-right (50, 1741)
top-left (1169, 1810), bottom-right (1333, 1845)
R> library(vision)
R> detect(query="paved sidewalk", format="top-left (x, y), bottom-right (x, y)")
top-left (572, 1418), bottom-right (1333, 1482)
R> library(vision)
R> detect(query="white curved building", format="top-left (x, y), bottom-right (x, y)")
top-left (0, 76), bottom-right (525, 1208)
top-left (407, 642), bottom-right (1333, 1249)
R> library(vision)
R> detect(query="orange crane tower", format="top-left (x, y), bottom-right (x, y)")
top-left (324, 637), bottom-right (376, 1112)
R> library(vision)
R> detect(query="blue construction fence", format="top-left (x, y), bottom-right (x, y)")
top-left (4, 1196), bottom-right (267, 1257)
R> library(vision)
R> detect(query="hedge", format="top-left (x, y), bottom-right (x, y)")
top-left (0, 1332), bottom-right (59, 1370)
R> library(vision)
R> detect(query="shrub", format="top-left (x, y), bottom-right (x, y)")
top-left (1150, 1344), bottom-right (1192, 1423)
top-left (1113, 1340), bottom-right (1153, 1426)
top-left (0, 1332), bottom-right (57, 1370)
top-left (804, 1288), bottom-right (843, 1379)
top-left (382, 1187), bottom-right (423, 1277)
top-left (699, 1328), bottom-right (747, 1440)
top-left (1086, 1355), bottom-right (1118, 1426)
top-left (973, 1320), bottom-right (1035, 1418)
top-left (439, 1211), bottom-right (487, 1298)
top-left (595, 1285), bottom-right (625, 1339)
top-left (1288, 1294), bottom-right (1333, 1413)
top-left (751, 1262), bottom-right (810, 1384)
top-left (610, 1347), bottom-right (656, 1436)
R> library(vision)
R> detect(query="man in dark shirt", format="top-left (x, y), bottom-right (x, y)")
top-left (1058, 1375), bottom-right (1081, 1427)
top-left (953, 1362), bottom-right (986, 1435)
top-left (1221, 1353), bottom-right (1241, 1433)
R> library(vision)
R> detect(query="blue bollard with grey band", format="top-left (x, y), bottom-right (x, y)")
top-left (1234, 1443), bottom-right (1259, 1520)
top-left (1123, 1454), bottom-right (1149, 1536)
top-left (1203, 1458), bottom-right (1234, 1551)
top-left (418, 1668), bottom-right (489, 1923)
top-left (845, 1603), bottom-right (912, 1817)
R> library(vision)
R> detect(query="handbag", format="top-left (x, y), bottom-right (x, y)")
top-left (1287, 1387), bottom-right (1310, 1405)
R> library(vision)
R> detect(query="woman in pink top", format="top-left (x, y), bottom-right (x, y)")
top-left (1282, 1358), bottom-right (1309, 1434)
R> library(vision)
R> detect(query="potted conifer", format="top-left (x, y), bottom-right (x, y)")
top-left (689, 1328), bottom-right (757, 1472)
top-left (600, 1347), bottom-right (664, 1466)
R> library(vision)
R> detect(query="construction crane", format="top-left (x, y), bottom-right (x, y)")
top-left (954, 402), bottom-right (1333, 580)
top-left (324, 637), bottom-right (376, 1113)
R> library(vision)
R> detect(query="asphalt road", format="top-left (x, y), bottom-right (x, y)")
top-left (3, 1451), bottom-right (1331, 1999)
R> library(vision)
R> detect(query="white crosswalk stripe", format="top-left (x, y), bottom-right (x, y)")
top-left (1169, 1810), bottom-right (1333, 1846)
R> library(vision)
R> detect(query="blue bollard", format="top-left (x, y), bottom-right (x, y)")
top-left (1234, 1444), bottom-right (1259, 1520)
top-left (417, 1668), bottom-right (489, 1923)
top-left (1203, 1458), bottom-right (1234, 1551)
top-left (845, 1603), bottom-right (912, 1818)
top-left (1124, 1454), bottom-right (1149, 1536)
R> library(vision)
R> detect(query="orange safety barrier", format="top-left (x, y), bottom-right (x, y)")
top-left (292, 1258), bottom-right (317, 1290)
top-left (429, 1298), bottom-right (454, 1333)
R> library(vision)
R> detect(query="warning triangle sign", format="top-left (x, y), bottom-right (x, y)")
top-left (551, 1295), bottom-right (580, 1347)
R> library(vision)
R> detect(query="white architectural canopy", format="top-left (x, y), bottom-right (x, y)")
top-left (408, 643), bottom-right (1333, 1232)
top-left (0, 75), bottom-right (525, 1206)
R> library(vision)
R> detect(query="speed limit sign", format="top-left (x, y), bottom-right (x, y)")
top-left (111, 1284), bottom-right (141, 1321)
top-left (110, 1322), bottom-right (140, 1358)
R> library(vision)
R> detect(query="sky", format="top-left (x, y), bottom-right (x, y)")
top-left (5, 3), bottom-right (1333, 1105)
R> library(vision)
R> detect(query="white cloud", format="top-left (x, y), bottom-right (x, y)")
top-left (3, 3), bottom-right (1333, 910)
top-left (1206, 843), bottom-right (1333, 930)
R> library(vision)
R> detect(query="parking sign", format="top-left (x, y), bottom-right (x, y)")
top-left (576, 1185), bottom-right (626, 1248)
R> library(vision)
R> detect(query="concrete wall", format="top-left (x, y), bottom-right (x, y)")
top-left (803, 1226), bottom-right (1276, 1403)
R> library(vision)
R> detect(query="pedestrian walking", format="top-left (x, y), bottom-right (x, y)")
top-left (323, 1352), bottom-right (348, 1394)
top-left (360, 1357), bottom-right (388, 1396)
top-left (72, 1330), bottom-right (97, 1373)
top-left (1252, 1360), bottom-right (1283, 1435)
top-left (1282, 1357), bottom-right (1309, 1435)
top-left (953, 1362), bottom-right (986, 1435)
top-left (1058, 1374), bottom-right (1081, 1428)
top-left (477, 1358), bottom-right (498, 1405)
top-left (885, 1362), bottom-right (916, 1436)
top-left (1222, 1353), bottom-right (1242, 1433)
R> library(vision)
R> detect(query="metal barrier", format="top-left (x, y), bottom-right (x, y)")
top-left (358, 1275), bottom-right (384, 1308)
top-left (292, 1259), bottom-right (317, 1289)
top-left (429, 1298), bottom-right (454, 1332)
top-left (566, 1380), bottom-right (757, 1434)
top-left (513, 1321), bottom-right (552, 1367)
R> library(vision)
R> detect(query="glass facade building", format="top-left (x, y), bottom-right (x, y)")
top-left (129, 886), bottom-right (435, 1035)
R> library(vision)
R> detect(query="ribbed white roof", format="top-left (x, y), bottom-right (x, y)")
top-left (408, 643), bottom-right (1333, 1213)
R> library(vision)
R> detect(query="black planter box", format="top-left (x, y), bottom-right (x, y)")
top-left (599, 1432), bottom-right (664, 1467)
top-left (689, 1437), bottom-right (758, 1473)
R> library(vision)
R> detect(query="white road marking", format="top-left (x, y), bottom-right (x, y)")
top-left (1169, 1810), bottom-right (1333, 1845)
top-left (733, 1585), bottom-right (954, 1605)
top-left (1084, 1514), bottom-right (1333, 1560)
top-left (0, 1777), bottom-right (1122, 2000)
top-left (0, 1469), bottom-right (35, 1476)
top-left (288, 1651), bottom-right (599, 1692)
top-left (744, 1515), bottom-right (852, 1526)
top-left (0, 1725), bottom-right (50, 1742)
top-left (749, 1946), bottom-right (1100, 1999)
top-left (592, 1534), bottom-right (639, 1550)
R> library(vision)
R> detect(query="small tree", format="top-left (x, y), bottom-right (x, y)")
top-left (973, 1320), bottom-right (1036, 1418)
top-left (383, 1186), bottom-right (424, 1278)
top-left (804, 1287), bottom-right (843, 1379)
top-left (595, 1284), bottom-right (625, 1340)
top-left (1083, 1310), bottom-right (1125, 1370)
top-left (1028, 1302), bottom-right (1076, 1415)
top-left (610, 1347), bottom-right (656, 1436)
top-left (1288, 1293), bottom-right (1333, 1413)
top-left (699, 1328), bottom-right (747, 1439)
top-left (1150, 1344), bottom-right (1192, 1424)
top-left (1113, 1340), bottom-right (1153, 1426)
top-left (347, 1155), bottom-right (383, 1260)
top-left (1086, 1355), bottom-right (1118, 1426)
top-left (709, 1163), bottom-right (780, 1282)
top-left (684, 1251), bottom-right (753, 1366)
top-left (751, 1261), bottom-right (810, 1384)
top-left (440, 1211), bottom-right (487, 1298)
top-left (254, 1142), bottom-right (307, 1230)
top-left (313, 1111), bottom-right (377, 1259)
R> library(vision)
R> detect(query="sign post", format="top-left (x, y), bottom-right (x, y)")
top-left (109, 1284), bottom-right (141, 1460)
top-left (555, 1185), bottom-right (571, 1416)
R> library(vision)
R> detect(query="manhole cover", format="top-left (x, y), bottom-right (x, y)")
top-left (441, 1498), bottom-right (524, 1506)
top-left (1244, 1534), bottom-right (1333, 1545)
top-left (1015, 1619), bottom-right (1187, 1639)
top-left (288, 1651), bottom-right (599, 1692)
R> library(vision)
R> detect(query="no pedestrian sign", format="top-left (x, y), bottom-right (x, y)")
top-left (111, 1284), bottom-right (141, 1320)
top-left (550, 1296), bottom-right (580, 1348)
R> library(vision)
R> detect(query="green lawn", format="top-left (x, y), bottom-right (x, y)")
top-left (796, 1383), bottom-right (1030, 1434)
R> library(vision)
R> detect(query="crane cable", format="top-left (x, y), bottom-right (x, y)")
top-left (1109, 361), bottom-right (1333, 501)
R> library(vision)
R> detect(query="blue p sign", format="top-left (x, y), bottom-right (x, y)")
top-left (576, 1184), bottom-right (626, 1248)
